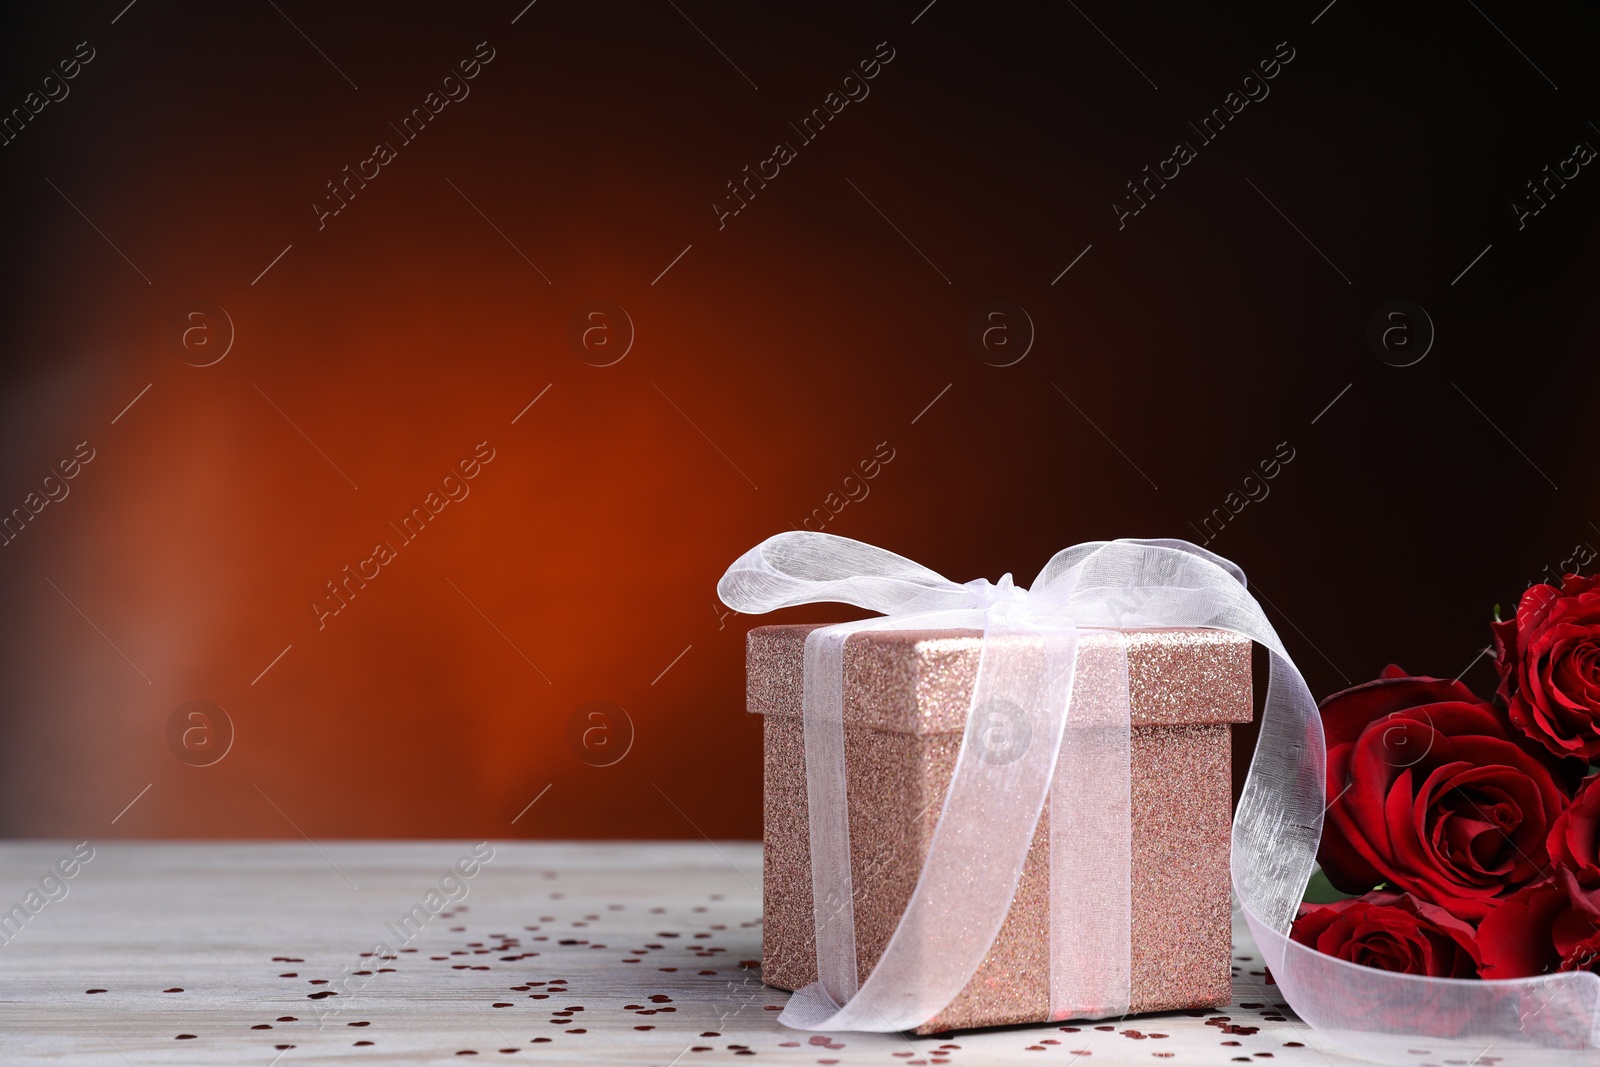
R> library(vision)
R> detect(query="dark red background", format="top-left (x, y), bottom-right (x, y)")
top-left (1, 0), bottom-right (1595, 839)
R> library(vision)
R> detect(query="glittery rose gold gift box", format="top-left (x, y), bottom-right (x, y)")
top-left (750, 624), bottom-right (1253, 1033)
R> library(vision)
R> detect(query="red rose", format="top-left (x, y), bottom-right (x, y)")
top-left (1494, 573), bottom-right (1600, 759)
top-left (1478, 876), bottom-right (1600, 977)
top-left (1548, 774), bottom-right (1600, 894)
top-left (1291, 891), bottom-right (1481, 977)
top-left (1319, 668), bottom-right (1569, 920)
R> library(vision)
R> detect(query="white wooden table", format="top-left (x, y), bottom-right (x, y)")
top-left (0, 842), bottom-right (1368, 1065)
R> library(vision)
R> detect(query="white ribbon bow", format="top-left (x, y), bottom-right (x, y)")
top-left (719, 532), bottom-right (1597, 1063)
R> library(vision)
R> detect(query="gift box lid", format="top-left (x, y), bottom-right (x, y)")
top-left (747, 624), bottom-right (1252, 735)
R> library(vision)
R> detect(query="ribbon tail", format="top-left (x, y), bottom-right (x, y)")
top-left (789, 612), bottom-right (1081, 1033)
top-left (778, 982), bottom-right (845, 1030)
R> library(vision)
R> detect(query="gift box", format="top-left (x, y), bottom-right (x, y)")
top-left (751, 623), bottom-right (1253, 1033)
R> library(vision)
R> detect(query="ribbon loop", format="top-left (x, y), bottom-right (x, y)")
top-left (718, 532), bottom-right (971, 616)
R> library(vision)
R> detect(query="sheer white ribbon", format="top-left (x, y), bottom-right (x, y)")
top-left (718, 532), bottom-right (1600, 1063)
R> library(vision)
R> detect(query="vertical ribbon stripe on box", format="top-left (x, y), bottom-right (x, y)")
top-left (1049, 633), bottom-right (1132, 1021)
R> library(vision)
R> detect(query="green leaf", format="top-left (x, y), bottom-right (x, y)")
top-left (1302, 867), bottom-right (1361, 904)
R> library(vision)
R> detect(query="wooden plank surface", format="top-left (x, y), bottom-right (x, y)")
top-left (0, 841), bottom-right (1366, 1065)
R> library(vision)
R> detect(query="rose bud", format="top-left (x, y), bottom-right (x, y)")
top-left (1478, 876), bottom-right (1600, 977)
top-left (1291, 891), bottom-right (1481, 977)
top-left (1318, 668), bottom-right (1569, 920)
top-left (1494, 573), bottom-right (1600, 760)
